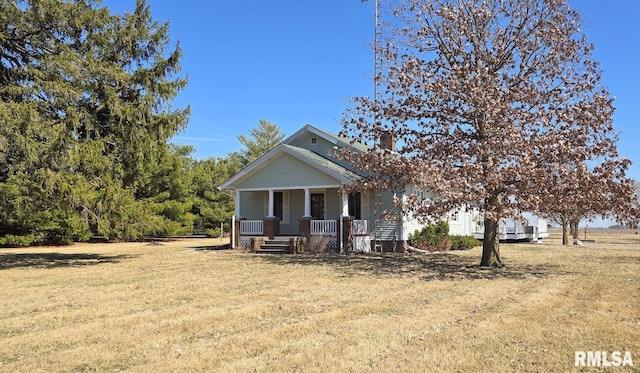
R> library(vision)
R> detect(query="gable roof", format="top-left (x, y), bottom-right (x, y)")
top-left (282, 144), bottom-right (360, 181)
top-left (283, 124), bottom-right (371, 153)
top-left (219, 142), bottom-right (360, 190)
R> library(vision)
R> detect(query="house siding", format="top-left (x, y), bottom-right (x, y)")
top-left (289, 133), bottom-right (335, 158)
top-left (239, 191), bottom-right (265, 219)
top-left (448, 213), bottom-right (471, 236)
top-left (449, 208), bottom-right (482, 236)
top-left (366, 190), bottom-right (403, 242)
top-left (235, 153), bottom-right (341, 190)
top-left (324, 188), bottom-right (341, 219)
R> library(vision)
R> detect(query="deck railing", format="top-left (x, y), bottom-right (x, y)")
top-left (310, 220), bottom-right (337, 235)
top-left (240, 220), bottom-right (263, 235)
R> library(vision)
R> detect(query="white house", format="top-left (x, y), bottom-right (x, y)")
top-left (220, 124), bottom-right (489, 253)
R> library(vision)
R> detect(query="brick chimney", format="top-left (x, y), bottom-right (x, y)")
top-left (379, 131), bottom-right (396, 152)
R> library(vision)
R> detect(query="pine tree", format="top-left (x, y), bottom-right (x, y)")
top-left (0, 0), bottom-right (189, 243)
top-left (237, 119), bottom-right (285, 166)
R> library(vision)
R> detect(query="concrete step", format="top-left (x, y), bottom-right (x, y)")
top-left (257, 240), bottom-right (292, 254)
top-left (264, 240), bottom-right (290, 246)
top-left (256, 247), bottom-right (292, 254)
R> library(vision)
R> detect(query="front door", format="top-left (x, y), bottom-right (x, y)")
top-left (310, 193), bottom-right (325, 219)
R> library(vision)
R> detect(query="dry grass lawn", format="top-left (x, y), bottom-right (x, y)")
top-left (0, 230), bottom-right (638, 372)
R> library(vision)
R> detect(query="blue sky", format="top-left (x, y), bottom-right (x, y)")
top-left (106, 1), bottom-right (640, 182)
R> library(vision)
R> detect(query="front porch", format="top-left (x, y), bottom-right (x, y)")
top-left (232, 186), bottom-right (373, 253)
top-left (235, 217), bottom-right (371, 253)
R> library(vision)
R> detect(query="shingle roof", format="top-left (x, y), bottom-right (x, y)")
top-left (281, 144), bottom-right (360, 182)
top-left (283, 124), bottom-right (371, 154)
top-left (307, 126), bottom-right (371, 153)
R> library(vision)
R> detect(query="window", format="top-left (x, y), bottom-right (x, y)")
top-left (311, 193), bottom-right (324, 219)
top-left (449, 210), bottom-right (459, 222)
top-left (349, 192), bottom-right (362, 219)
top-left (273, 192), bottom-right (283, 221)
top-left (310, 137), bottom-right (317, 144)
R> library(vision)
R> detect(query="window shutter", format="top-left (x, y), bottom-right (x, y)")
top-left (283, 191), bottom-right (290, 224)
top-left (263, 193), bottom-right (268, 217)
top-left (361, 191), bottom-right (369, 221)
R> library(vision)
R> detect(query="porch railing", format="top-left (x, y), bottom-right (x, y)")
top-left (311, 220), bottom-right (337, 235)
top-left (353, 220), bottom-right (368, 235)
top-left (240, 220), bottom-right (263, 235)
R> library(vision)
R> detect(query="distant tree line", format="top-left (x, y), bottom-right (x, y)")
top-left (0, 0), bottom-right (283, 246)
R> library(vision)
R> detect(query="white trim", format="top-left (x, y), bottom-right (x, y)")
top-left (310, 220), bottom-right (337, 235)
top-left (240, 220), bottom-right (264, 235)
top-left (341, 190), bottom-right (349, 218)
top-left (262, 190), bottom-right (290, 223)
top-left (219, 144), bottom-right (356, 190)
top-left (267, 190), bottom-right (275, 218)
top-left (283, 124), bottom-right (351, 148)
top-left (304, 188), bottom-right (311, 218)
top-left (234, 184), bottom-right (341, 192)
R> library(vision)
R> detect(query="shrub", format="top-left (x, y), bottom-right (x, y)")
top-left (304, 235), bottom-right (334, 254)
top-left (409, 221), bottom-right (449, 245)
top-left (206, 227), bottom-right (221, 238)
top-left (409, 221), bottom-right (450, 251)
top-left (450, 235), bottom-right (482, 250)
top-left (0, 234), bottom-right (42, 247)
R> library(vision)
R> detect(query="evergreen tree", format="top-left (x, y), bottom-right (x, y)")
top-left (0, 0), bottom-right (189, 243)
top-left (237, 119), bottom-right (285, 166)
top-left (190, 156), bottom-right (240, 237)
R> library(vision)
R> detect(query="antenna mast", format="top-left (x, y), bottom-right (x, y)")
top-left (373, 0), bottom-right (382, 126)
top-left (372, 0), bottom-right (384, 252)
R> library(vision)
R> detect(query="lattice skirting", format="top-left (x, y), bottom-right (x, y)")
top-left (326, 237), bottom-right (338, 253)
top-left (308, 235), bottom-right (338, 253)
top-left (239, 236), bottom-right (252, 250)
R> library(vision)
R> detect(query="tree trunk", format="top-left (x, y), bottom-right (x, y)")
top-left (570, 218), bottom-right (579, 239)
top-left (562, 220), bottom-right (570, 245)
top-left (480, 217), bottom-right (503, 267)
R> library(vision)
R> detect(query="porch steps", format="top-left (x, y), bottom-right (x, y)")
top-left (256, 240), bottom-right (292, 254)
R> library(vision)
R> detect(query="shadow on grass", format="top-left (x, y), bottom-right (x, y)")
top-left (253, 252), bottom-right (565, 281)
top-left (0, 252), bottom-right (130, 270)
top-left (191, 243), bottom-right (231, 251)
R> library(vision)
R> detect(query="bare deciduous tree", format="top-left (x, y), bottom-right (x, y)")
top-left (342, 0), bottom-right (633, 266)
top-left (534, 160), bottom-right (636, 245)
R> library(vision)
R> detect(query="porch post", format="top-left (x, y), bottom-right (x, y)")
top-left (303, 188), bottom-right (311, 217)
top-left (340, 189), bottom-right (349, 253)
top-left (235, 190), bottom-right (241, 217)
top-left (341, 190), bottom-right (349, 217)
top-left (342, 216), bottom-right (354, 254)
top-left (267, 189), bottom-right (275, 218)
